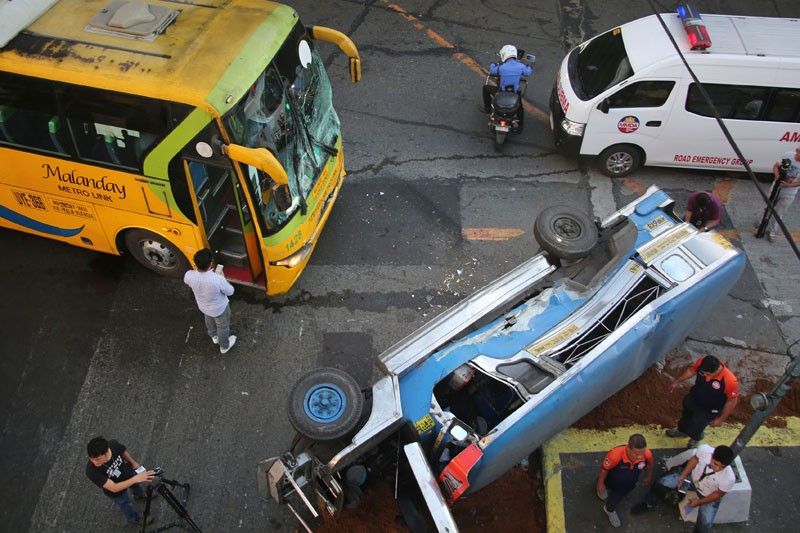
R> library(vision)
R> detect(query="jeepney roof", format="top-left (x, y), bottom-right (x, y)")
top-left (0, 0), bottom-right (298, 113)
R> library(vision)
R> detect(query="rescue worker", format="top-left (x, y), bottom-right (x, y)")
top-left (596, 433), bottom-right (654, 528)
top-left (684, 191), bottom-right (723, 232)
top-left (482, 44), bottom-right (532, 125)
top-left (632, 444), bottom-right (736, 533)
top-left (665, 355), bottom-right (739, 447)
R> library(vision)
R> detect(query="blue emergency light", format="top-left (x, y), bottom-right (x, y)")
top-left (677, 3), bottom-right (712, 50)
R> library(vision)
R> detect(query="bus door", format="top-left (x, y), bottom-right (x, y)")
top-left (184, 157), bottom-right (264, 286)
top-left (582, 79), bottom-right (678, 161)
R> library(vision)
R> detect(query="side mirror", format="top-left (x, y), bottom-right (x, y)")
top-left (224, 144), bottom-right (288, 185)
top-left (526, 54), bottom-right (536, 63)
top-left (598, 98), bottom-right (611, 114)
top-left (309, 25), bottom-right (362, 83)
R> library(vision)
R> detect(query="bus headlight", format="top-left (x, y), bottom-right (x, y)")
top-left (272, 243), bottom-right (313, 268)
top-left (560, 118), bottom-right (585, 136)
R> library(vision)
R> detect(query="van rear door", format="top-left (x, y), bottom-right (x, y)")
top-left (582, 79), bottom-right (678, 159)
top-left (397, 442), bottom-right (459, 532)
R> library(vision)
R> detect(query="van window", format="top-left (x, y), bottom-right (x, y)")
top-left (686, 83), bottom-right (769, 121)
top-left (764, 88), bottom-right (800, 123)
top-left (570, 29), bottom-right (632, 101)
top-left (607, 81), bottom-right (675, 109)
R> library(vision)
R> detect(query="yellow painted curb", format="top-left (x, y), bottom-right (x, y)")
top-left (543, 418), bottom-right (800, 533)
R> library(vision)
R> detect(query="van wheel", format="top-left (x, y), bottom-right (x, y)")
top-left (534, 206), bottom-right (598, 260)
top-left (288, 367), bottom-right (365, 441)
top-left (599, 145), bottom-right (642, 177)
top-left (124, 229), bottom-right (189, 278)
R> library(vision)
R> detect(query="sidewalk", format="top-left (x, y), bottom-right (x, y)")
top-left (544, 420), bottom-right (800, 532)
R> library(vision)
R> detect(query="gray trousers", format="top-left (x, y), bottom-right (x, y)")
top-left (204, 304), bottom-right (231, 349)
top-left (767, 189), bottom-right (797, 234)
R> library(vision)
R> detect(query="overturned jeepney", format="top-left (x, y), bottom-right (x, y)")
top-left (258, 187), bottom-right (745, 531)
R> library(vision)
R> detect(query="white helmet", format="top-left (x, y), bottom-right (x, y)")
top-left (499, 44), bottom-right (517, 63)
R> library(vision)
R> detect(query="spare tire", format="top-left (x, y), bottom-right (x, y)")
top-left (534, 206), bottom-right (598, 261)
top-left (288, 367), bottom-right (365, 441)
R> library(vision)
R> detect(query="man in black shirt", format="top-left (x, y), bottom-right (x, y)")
top-left (85, 436), bottom-right (155, 526)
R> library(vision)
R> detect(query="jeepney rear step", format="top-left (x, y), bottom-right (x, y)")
top-left (378, 254), bottom-right (555, 377)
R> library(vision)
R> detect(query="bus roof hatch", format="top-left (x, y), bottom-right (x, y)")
top-left (85, 0), bottom-right (178, 42)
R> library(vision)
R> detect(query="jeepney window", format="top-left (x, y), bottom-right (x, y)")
top-left (686, 83), bottom-right (769, 121)
top-left (607, 81), bottom-right (675, 108)
top-left (660, 254), bottom-right (694, 282)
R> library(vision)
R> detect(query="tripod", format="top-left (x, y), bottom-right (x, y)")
top-left (140, 475), bottom-right (201, 533)
top-left (755, 179), bottom-right (781, 238)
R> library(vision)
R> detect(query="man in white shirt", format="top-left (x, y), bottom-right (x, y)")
top-left (184, 248), bottom-right (236, 353)
top-left (631, 444), bottom-right (735, 532)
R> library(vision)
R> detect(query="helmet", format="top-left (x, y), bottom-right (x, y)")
top-left (499, 44), bottom-right (517, 62)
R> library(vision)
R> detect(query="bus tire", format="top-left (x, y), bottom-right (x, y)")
top-left (598, 144), bottom-right (642, 177)
top-left (534, 205), bottom-right (598, 261)
top-left (288, 367), bottom-right (365, 441)
top-left (123, 229), bottom-right (189, 278)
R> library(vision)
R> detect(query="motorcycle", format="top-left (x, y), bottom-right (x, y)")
top-left (484, 47), bottom-right (535, 149)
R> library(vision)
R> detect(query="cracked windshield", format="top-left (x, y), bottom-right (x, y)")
top-left (223, 26), bottom-right (340, 233)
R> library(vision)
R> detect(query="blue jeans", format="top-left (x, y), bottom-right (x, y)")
top-left (648, 472), bottom-right (721, 532)
top-left (110, 483), bottom-right (144, 524)
top-left (204, 304), bottom-right (231, 349)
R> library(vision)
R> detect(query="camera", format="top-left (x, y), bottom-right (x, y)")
top-left (677, 479), bottom-right (692, 495)
top-left (779, 158), bottom-right (792, 180)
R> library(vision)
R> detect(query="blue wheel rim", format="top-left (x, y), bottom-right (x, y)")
top-left (303, 382), bottom-right (347, 423)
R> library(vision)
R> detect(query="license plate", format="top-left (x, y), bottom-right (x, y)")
top-left (495, 125), bottom-right (510, 132)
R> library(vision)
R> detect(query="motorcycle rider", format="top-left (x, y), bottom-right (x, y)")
top-left (482, 45), bottom-right (532, 126)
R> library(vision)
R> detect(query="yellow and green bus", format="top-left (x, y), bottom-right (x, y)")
top-left (0, 0), bottom-right (361, 295)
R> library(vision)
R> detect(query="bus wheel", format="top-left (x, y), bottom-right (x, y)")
top-left (124, 229), bottom-right (189, 278)
top-left (288, 367), bottom-right (365, 441)
top-left (599, 145), bottom-right (642, 177)
top-left (534, 205), bottom-right (598, 261)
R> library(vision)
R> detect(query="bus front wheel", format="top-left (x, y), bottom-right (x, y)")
top-left (124, 229), bottom-right (189, 278)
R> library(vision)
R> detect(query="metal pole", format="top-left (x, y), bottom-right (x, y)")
top-left (731, 351), bottom-right (800, 457)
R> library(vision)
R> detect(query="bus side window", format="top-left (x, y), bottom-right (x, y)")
top-left (764, 88), bottom-right (800, 123)
top-left (606, 81), bottom-right (675, 109)
top-left (60, 86), bottom-right (170, 171)
top-left (0, 73), bottom-right (70, 156)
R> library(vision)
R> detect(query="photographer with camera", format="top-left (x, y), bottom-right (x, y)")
top-left (764, 147), bottom-right (800, 242)
top-left (85, 436), bottom-right (156, 527)
top-left (631, 444), bottom-right (735, 533)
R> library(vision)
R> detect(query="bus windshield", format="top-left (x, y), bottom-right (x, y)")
top-left (569, 29), bottom-right (633, 101)
top-left (223, 24), bottom-right (339, 231)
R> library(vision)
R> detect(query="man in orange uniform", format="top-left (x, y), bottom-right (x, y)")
top-left (666, 355), bottom-right (740, 448)
top-left (596, 433), bottom-right (654, 528)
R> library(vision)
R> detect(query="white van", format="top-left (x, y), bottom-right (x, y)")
top-left (550, 12), bottom-right (800, 176)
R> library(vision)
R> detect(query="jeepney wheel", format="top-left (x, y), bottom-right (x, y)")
top-left (534, 205), bottom-right (598, 261)
top-left (599, 144), bottom-right (642, 177)
top-left (124, 229), bottom-right (189, 278)
top-left (288, 367), bottom-right (365, 441)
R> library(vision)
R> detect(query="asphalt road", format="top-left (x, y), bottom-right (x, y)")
top-left (2, 1), bottom-right (799, 531)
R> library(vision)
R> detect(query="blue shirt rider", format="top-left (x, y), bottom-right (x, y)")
top-left (482, 45), bottom-right (532, 121)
